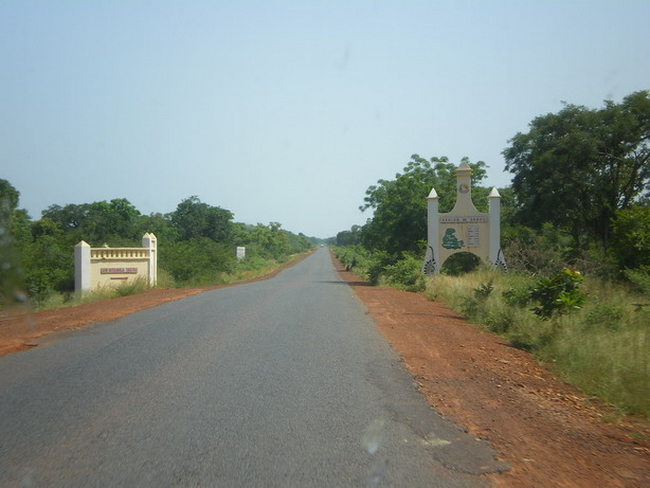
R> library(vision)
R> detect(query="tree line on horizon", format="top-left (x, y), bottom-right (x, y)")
top-left (0, 187), bottom-right (316, 306)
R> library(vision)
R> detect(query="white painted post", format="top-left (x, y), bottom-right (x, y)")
top-left (151, 233), bottom-right (158, 286)
top-left (75, 241), bottom-right (91, 293)
top-left (422, 188), bottom-right (439, 274)
top-left (451, 162), bottom-right (474, 213)
top-left (236, 246), bottom-right (246, 261)
top-left (141, 233), bottom-right (157, 286)
top-left (488, 188), bottom-right (506, 270)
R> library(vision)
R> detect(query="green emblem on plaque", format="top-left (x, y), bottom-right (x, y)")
top-left (442, 228), bottom-right (464, 249)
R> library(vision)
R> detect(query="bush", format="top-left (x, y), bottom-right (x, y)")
top-left (441, 252), bottom-right (481, 275)
top-left (160, 238), bottom-right (236, 286)
top-left (382, 254), bottom-right (425, 292)
top-left (502, 285), bottom-right (531, 308)
top-left (624, 266), bottom-right (650, 298)
top-left (584, 303), bottom-right (624, 331)
top-left (333, 246), bottom-right (395, 286)
top-left (425, 269), bottom-right (649, 416)
top-left (473, 280), bottom-right (494, 299)
top-left (528, 268), bottom-right (585, 319)
top-left (611, 205), bottom-right (650, 269)
top-left (113, 278), bottom-right (148, 297)
top-left (483, 309), bottom-right (515, 334)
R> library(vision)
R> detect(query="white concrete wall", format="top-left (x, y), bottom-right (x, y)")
top-left (75, 234), bottom-right (158, 293)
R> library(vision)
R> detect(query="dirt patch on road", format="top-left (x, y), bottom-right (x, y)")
top-left (334, 260), bottom-right (650, 487)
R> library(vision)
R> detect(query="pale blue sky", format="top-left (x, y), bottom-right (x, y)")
top-left (1, 0), bottom-right (649, 237)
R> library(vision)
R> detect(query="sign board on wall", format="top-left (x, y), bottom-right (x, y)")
top-left (100, 268), bottom-right (138, 274)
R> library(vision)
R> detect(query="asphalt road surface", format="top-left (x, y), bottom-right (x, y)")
top-left (0, 248), bottom-right (506, 487)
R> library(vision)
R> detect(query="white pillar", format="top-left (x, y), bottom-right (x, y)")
top-left (488, 188), bottom-right (506, 270)
top-left (423, 188), bottom-right (439, 274)
top-left (452, 162), bottom-right (474, 213)
top-left (74, 241), bottom-right (91, 293)
top-left (142, 233), bottom-right (158, 286)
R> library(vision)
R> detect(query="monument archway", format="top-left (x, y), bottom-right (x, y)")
top-left (422, 162), bottom-right (507, 275)
top-left (440, 252), bottom-right (482, 275)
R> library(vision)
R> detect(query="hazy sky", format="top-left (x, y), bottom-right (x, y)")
top-left (1, 1), bottom-right (649, 238)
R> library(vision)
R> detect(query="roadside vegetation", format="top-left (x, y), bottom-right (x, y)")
top-left (335, 91), bottom-right (650, 418)
top-left (0, 184), bottom-right (318, 311)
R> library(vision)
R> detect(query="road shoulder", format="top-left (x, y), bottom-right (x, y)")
top-left (0, 251), bottom-right (313, 356)
top-left (333, 256), bottom-right (650, 487)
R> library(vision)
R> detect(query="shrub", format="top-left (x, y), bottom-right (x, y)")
top-left (584, 303), bottom-right (624, 331)
top-left (483, 309), bottom-right (514, 334)
top-left (113, 278), bottom-right (148, 297)
top-left (473, 280), bottom-right (494, 299)
top-left (160, 238), bottom-right (236, 286)
top-left (624, 266), bottom-right (650, 298)
top-left (460, 296), bottom-right (480, 318)
top-left (528, 268), bottom-right (585, 319)
top-left (425, 268), bottom-right (649, 416)
top-left (502, 285), bottom-right (531, 308)
top-left (382, 254), bottom-right (425, 292)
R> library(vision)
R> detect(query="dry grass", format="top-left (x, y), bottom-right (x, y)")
top-left (426, 270), bottom-right (650, 417)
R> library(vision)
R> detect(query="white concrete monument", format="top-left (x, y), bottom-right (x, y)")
top-left (75, 233), bottom-right (158, 293)
top-left (422, 162), bottom-right (506, 274)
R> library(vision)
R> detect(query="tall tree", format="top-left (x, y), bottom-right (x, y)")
top-left (42, 199), bottom-right (142, 245)
top-left (0, 179), bottom-right (19, 213)
top-left (503, 91), bottom-right (650, 247)
top-left (171, 196), bottom-right (233, 243)
top-left (336, 225), bottom-right (362, 247)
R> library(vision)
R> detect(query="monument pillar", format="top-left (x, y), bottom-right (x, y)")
top-left (423, 162), bottom-right (506, 274)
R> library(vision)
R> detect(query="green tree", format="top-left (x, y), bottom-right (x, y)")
top-left (171, 196), bottom-right (233, 243)
top-left (286, 231), bottom-right (313, 254)
top-left (610, 204), bottom-right (650, 269)
top-left (42, 203), bottom-right (90, 234)
top-left (360, 154), bottom-right (488, 255)
top-left (42, 199), bottom-right (142, 245)
top-left (336, 225), bottom-right (362, 247)
top-left (160, 237), bottom-right (236, 285)
top-left (135, 212), bottom-right (179, 243)
top-left (246, 222), bottom-right (290, 260)
top-left (0, 180), bottom-right (26, 306)
top-left (85, 199), bottom-right (142, 244)
top-left (0, 179), bottom-right (19, 212)
top-left (20, 232), bottom-right (73, 301)
top-left (503, 91), bottom-right (650, 248)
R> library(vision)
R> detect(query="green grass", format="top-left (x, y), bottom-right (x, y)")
top-left (34, 278), bottom-right (150, 310)
top-left (425, 269), bottom-right (650, 418)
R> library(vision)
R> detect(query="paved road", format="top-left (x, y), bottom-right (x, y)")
top-left (0, 248), bottom-right (505, 487)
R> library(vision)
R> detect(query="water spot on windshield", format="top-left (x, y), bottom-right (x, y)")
top-left (0, 200), bottom-right (33, 333)
top-left (362, 418), bottom-right (385, 454)
top-left (362, 418), bottom-right (388, 485)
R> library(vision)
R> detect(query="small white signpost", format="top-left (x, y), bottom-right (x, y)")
top-left (422, 163), bottom-right (506, 274)
top-left (236, 246), bottom-right (246, 261)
